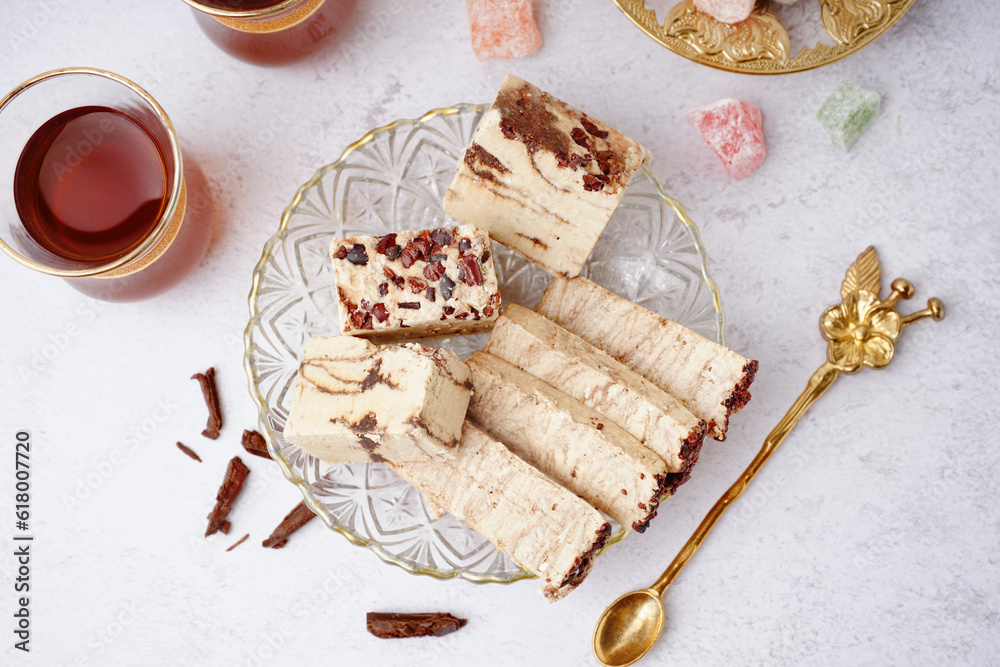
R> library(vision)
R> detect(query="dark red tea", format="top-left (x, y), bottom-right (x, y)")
top-left (190, 0), bottom-right (357, 66)
top-left (14, 105), bottom-right (168, 264)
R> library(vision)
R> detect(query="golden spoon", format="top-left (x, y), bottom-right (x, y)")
top-left (593, 247), bottom-right (944, 666)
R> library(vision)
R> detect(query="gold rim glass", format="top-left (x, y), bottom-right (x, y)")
top-left (181, 0), bottom-right (303, 20)
top-left (0, 67), bottom-right (183, 278)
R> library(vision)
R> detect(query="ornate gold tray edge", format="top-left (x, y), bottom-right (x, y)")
top-left (613, 0), bottom-right (916, 75)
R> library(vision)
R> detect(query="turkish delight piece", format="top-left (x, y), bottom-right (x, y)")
top-left (816, 82), bottom-right (881, 151)
top-left (283, 336), bottom-right (472, 463)
top-left (443, 74), bottom-right (651, 278)
top-left (693, 0), bottom-right (755, 24)
top-left (536, 277), bottom-right (758, 441)
top-left (467, 0), bottom-right (542, 61)
top-left (484, 304), bottom-right (707, 494)
top-left (330, 225), bottom-right (500, 341)
top-left (686, 97), bottom-right (767, 180)
top-left (393, 422), bottom-right (611, 601)
top-left (466, 351), bottom-right (667, 532)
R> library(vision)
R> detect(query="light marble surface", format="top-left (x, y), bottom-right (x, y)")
top-left (2, 2), bottom-right (998, 665)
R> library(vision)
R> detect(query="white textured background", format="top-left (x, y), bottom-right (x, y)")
top-left (1, 1), bottom-right (998, 666)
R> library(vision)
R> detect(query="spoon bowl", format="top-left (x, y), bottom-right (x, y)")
top-left (593, 588), bottom-right (664, 667)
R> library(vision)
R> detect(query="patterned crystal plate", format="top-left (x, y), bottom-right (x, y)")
top-left (244, 104), bottom-right (725, 584)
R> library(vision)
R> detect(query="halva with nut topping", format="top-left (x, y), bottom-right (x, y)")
top-left (330, 224), bottom-right (500, 340)
top-left (443, 74), bottom-right (651, 277)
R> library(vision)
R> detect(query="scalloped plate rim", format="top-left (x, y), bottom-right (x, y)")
top-left (243, 103), bottom-right (726, 585)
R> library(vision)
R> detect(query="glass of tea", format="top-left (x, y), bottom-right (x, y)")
top-left (0, 67), bottom-right (213, 302)
top-left (184, 0), bottom-right (358, 66)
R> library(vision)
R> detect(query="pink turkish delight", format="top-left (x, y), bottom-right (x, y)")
top-left (467, 0), bottom-right (542, 61)
top-left (686, 98), bottom-right (766, 180)
top-left (693, 0), bottom-right (755, 24)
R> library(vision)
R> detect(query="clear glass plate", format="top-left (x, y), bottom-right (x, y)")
top-left (244, 103), bottom-right (725, 584)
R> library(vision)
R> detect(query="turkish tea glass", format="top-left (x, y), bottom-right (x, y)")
top-left (0, 67), bottom-right (213, 302)
top-left (184, 0), bottom-right (358, 66)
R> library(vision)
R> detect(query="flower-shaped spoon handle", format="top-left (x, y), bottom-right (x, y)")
top-left (594, 247), bottom-right (945, 667)
top-left (652, 246), bottom-right (944, 594)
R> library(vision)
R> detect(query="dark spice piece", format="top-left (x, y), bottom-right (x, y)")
top-left (372, 303), bottom-right (389, 323)
top-left (262, 500), bottom-right (317, 549)
top-left (176, 442), bottom-right (202, 462)
top-left (424, 262), bottom-right (446, 281)
top-left (583, 174), bottom-right (608, 192)
top-left (399, 302), bottom-right (421, 309)
top-left (581, 116), bottom-right (609, 139)
top-left (346, 243), bottom-right (369, 266)
top-left (443, 306), bottom-right (455, 316)
top-left (366, 612), bottom-right (467, 639)
top-left (458, 256), bottom-right (483, 286)
top-left (240, 429), bottom-right (271, 460)
top-left (571, 127), bottom-right (590, 147)
top-left (430, 228), bottom-right (454, 247)
top-left (595, 150), bottom-right (616, 175)
top-left (425, 287), bottom-right (436, 302)
top-left (333, 245), bottom-right (348, 260)
top-left (428, 253), bottom-right (448, 263)
top-left (408, 277), bottom-right (427, 293)
top-left (375, 233), bottom-right (397, 254)
top-left (400, 245), bottom-right (421, 268)
top-left (205, 456), bottom-right (250, 537)
top-left (439, 275), bottom-right (456, 300)
top-left (191, 367), bottom-right (223, 440)
top-left (378, 282), bottom-right (389, 297)
top-left (458, 238), bottom-right (472, 254)
top-left (385, 245), bottom-right (402, 261)
top-left (483, 293), bottom-right (500, 319)
top-left (226, 533), bottom-right (250, 552)
top-left (411, 238), bottom-right (431, 260)
top-left (384, 267), bottom-right (405, 289)
top-left (480, 250), bottom-right (490, 264)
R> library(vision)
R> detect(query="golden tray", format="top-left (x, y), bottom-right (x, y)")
top-left (613, 0), bottom-right (915, 74)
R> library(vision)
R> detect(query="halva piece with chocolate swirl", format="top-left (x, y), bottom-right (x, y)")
top-left (443, 74), bottom-right (651, 277)
top-left (283, 336), bottom-right (471, 463)
top-left (330, 225), bottom-right (500, 341)
top-left (466, 351), bottom-right (667, 532)
top-left (484, 304), bottom-right (707, 495)
top-left (537, 277), bottom-right (758, 441)
top-left (393, 422), bottom-right (611, 601)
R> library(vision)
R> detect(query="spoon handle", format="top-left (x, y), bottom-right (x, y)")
top-left (650, 361), bottom-right (840, 596)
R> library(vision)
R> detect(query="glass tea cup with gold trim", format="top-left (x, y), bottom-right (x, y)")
top-left (184, 0), bottom-right (359, 66)
top-left (0, 67), bottom-right (214, 302)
